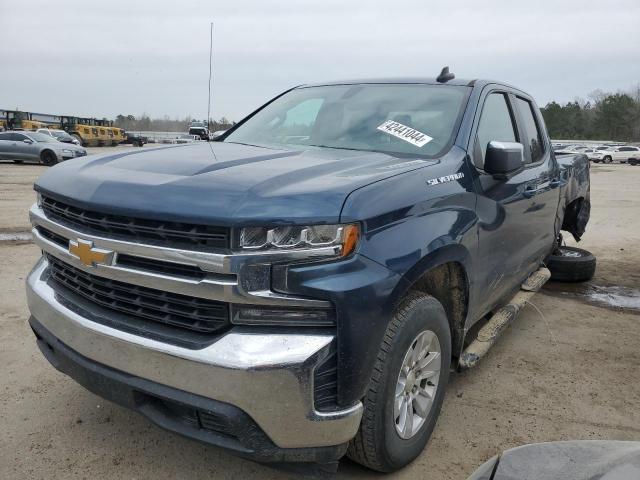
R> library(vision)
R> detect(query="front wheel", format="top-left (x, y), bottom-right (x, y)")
top-left (40, 150), bottom-right (58, 166)
top-left (347, 292), bottom-right (451, 472)
top-left (603, 155), bottom-right (612, 164)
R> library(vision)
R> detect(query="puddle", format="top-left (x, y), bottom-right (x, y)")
top-left (543, 282), bottom-right (640, 313)
top-left (0, 232), bottom-right (32, 243)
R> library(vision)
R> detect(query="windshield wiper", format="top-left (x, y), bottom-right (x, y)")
top-left (224, 141), bottom-right (280, 150)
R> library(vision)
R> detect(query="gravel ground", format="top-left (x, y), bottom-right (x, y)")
top-left (0, 155), bottom-right (638, 480)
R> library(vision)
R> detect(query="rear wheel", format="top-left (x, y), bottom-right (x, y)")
top-left (603, 155), bottom-right (612, 164)
top-left (40, 150), bottom-right (58, 166)
top-left (347, 292), bottom-right (451, 472)
top-left (547, 246), bottom-right (596, 282)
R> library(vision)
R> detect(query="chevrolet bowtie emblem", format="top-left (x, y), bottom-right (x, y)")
top-left (68, 239), bottom-right (114, 267)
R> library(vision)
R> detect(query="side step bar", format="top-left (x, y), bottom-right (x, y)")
top-left (458, 266), bottom-right (551, 370)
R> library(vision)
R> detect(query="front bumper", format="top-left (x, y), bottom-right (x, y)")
top-left (26, 257), bottom-right (362, 456)
top-left (61, 150), bottom-right (87, 159)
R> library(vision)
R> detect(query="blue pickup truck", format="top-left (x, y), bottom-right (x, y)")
top-left (26, 73), bottom-right (592, 473)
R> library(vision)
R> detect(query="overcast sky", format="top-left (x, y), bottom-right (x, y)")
top-left (1, 0), bottom-right (639, 122)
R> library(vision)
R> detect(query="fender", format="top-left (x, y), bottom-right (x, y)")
top-left (334, 146), bottom-right (480, 403)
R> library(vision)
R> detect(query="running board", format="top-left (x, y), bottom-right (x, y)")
top-left (458, 266), bottom-right (551, 370)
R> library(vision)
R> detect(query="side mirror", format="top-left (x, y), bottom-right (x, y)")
top-left (484, 141), bottom-right (524, 178)
top-left (23, 139), bottom-right (33, 144)
top-left (210, 130), bottom-right (227, 140)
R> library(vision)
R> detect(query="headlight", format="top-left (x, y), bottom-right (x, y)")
top-left (239, 223), bottom-right (359, 257)
top-left (62, 149), bottom-right (72, 154)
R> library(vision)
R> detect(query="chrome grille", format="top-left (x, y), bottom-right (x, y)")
top-left (41, 195), bottom-right (230, 250)
top-left (46, 254), bottom-right (230, 334)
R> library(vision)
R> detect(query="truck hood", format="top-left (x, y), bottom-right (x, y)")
top-left (35, 142), bottom-right (439, 226)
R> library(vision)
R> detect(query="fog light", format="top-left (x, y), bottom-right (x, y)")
top-left (232, 306), bottom-right (335, 327)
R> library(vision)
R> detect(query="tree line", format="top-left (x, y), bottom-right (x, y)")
top-left (114, 114), bottom-right (234, 133)
top-left (541, 86), bottom-right (640, 142)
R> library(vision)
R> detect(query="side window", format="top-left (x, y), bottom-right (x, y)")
top-left (475, 93), bottom-right (517, 168)
top-left (620, 147), bottom-right (632, 152)
top-left (0, 132), bottom-right (10, 140)
top-left (13, 133), bottom-right (27, 141)
top-left (515, 97), bottom-right (544, 163)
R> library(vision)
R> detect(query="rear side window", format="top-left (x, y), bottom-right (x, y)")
top-left (475, 93), bottom-right (517, 168)
top-left (515, 97), bottom-right (544, 163)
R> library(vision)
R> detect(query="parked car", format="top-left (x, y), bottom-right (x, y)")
top-left (0, 131), bottom-right (86, 165)
top-left (591, 145), bottom-right (640, 163)
top-left (26, 75), bottom-right (592, 473)
top-left (36, 128), bottom-right (82, 145)
top-left (123, 132), bottom-right (147, 147)
top-left (189, 121), bottom-right (209, 140)
top-left (175, 134), bottom-right (201, 144)
top-left (581, 148), bottom-right (601, 161)
top-left (554, 145), bottom-right (587, 154)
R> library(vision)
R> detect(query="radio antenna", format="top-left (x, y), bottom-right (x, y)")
top-left (207, 22), bottom-right (213, 131)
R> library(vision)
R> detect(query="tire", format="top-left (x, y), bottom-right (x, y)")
top-left (603, 155), bottom-right (612, 164)
top-left (71, 134), bottom-right (84, 146)
top-left (546, 246), bottom-right (596, 282)
top-left (347, 292), bottom-right (451, 472)
top-left (40, 150), bottom-right (58, 166)
top-left (630, 159), bottom-right (639, 166)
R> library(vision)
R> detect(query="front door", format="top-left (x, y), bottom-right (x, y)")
top-left (472, 89), bottom-right (561, 315)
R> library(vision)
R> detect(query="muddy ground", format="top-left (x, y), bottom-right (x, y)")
top-left (1, 153), bottom-right (638, 480)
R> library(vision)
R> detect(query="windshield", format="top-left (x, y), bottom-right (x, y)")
top-left (52, 131), bottom-right (72, 139)
top-left (224, 84), bottom-right (469, 156)
top-left (29, 132), bottom-right (56, 142)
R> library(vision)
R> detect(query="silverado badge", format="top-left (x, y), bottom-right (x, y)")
top-left (68, 239), bottom-right (113, 267)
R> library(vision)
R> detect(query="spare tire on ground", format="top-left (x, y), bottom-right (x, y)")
top-left (546, 246), bottom-right (596, 282)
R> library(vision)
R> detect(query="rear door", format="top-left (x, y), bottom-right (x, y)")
top-left (0, 132), bottom-right (12, 159)
top-left (472, 87), bottom-right (561, 315)
top-left (1, 132), bottom-right (26, 160)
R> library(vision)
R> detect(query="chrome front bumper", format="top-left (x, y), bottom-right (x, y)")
top-left (26, 257), bottom-right (362, 449)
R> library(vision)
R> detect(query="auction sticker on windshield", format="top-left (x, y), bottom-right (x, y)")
top-left (377, 120), bottom-right (433, 147)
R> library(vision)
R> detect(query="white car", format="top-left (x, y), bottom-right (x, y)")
top-left (36, 128), bottom-right (82, 145)
top-left (591, 146), bottom-right (640, 163)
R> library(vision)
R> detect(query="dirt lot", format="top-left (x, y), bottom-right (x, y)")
top-left (1, 155), bottom-right (639, 480)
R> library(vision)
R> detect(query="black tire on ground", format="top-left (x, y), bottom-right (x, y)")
top-left (40, 150), bottom-right (58, 166)
top-left (630, 159), bottom-right (639, 166)
top-left (71, 134), bottom-right (84, 146)
top-left (603, 155), bottom-right (612, 164)
top-left (347, 292), bottom-right (451, 472)
top-left (546, 246), bottom-right (596, 282)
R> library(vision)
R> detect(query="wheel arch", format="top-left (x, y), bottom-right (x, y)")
top-left (40, 148), bottom-right (56, 160)
top-left (394, 243), bottom-right (472, 358)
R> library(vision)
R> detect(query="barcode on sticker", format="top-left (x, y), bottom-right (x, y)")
top-left (377, 120), bottom-right (433, 147)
